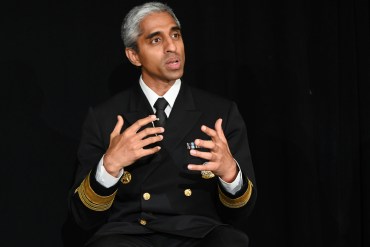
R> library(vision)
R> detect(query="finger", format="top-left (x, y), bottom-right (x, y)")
top-left (214, 118), bottom-right (227, 142)
top-left (137, 126), bottom-right (164, 140)
top-left (111, 115), bottom-right (124, 138)
top-left (201, 124), bottom-right (217, 139)
top-left (130, 115), bottom-right (157, 133)
top-left (140, 134), bottom-right (164, 148)
top-left (188, 162), bottom-right (214, 171)
top-left (194, 139), bottom-right (213, 149)
top-left (140, 145), bottom-right (162, 156)
top-left (189, 149), bottom-right (212, 161)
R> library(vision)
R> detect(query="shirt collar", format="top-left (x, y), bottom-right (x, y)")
top-left (139, 76), bottom-right (181, 112)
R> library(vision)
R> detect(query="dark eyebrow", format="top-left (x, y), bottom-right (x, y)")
top-left (145, 31), bottom-right (161, 40)
top-left (145, 26), bottom-right (181, 40)
top-left (171, 26), bottom-right (181, 32)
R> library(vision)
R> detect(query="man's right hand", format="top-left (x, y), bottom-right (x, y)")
top-left (103, 114), bottom-right (164, 177)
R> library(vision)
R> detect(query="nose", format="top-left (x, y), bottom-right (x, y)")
top-left (164, 37), bottom-right (176, 53)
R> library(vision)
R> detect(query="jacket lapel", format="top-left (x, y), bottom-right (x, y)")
top-left (162, 83), bottom-right (202, 152)
top-left (121, 83), bottom-right (154, 127)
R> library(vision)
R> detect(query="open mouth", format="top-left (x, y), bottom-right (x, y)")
top-left (166, 57), bottom-right (181, 70)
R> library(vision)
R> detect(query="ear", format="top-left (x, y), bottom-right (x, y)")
top-left (125, 48), bottom-right (142, 67)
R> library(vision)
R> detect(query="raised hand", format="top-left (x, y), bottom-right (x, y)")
top-left (103, 115), bottom-right (164, 177)
top-left (187, 118), bottom-right (238, 183)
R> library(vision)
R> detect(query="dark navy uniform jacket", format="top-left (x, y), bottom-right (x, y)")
top-left (68, 82), bottom-right (257, 244)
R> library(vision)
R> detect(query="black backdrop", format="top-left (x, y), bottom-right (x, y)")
top-left (1, 0), bottom-right (369, 246)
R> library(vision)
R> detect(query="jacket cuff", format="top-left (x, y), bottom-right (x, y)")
top-left (218, 176), bottom-right (253, 208)
top-left (75, 169), bottom-right (118, 211)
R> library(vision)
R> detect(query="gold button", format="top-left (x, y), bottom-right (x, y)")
top-left (143, 192), bottom-right (151, 200)
top-left (184, 189), bottom-right (192, 197)
top-left (121, 171), bottom-right (132, 184)
top-left (139, 219), bottom-right (147, 225)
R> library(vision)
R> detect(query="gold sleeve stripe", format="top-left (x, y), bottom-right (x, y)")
top-left (218, 179), bottom-right (253, 208)
top-left (76, 171), bottom-right (117, 211)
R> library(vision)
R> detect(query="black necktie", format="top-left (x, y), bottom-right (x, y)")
top-left (154, 97), bottom-right (168, 127)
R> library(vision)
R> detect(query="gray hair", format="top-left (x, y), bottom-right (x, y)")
top-left (121, 2), bottom-right (181, 52)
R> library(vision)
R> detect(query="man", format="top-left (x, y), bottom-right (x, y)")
top-left (68, 2), bottom-right (257, 246)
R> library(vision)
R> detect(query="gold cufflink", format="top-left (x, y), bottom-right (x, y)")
top-left (201, 162), bottom-right (215, 179)
top-left (121, 171), bottom-right (132, 184)
top-left (201, 170), bottom-right (215, 179)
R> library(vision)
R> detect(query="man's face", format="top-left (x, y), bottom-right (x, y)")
top-left (129, 12), bottom-right (185, 86)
